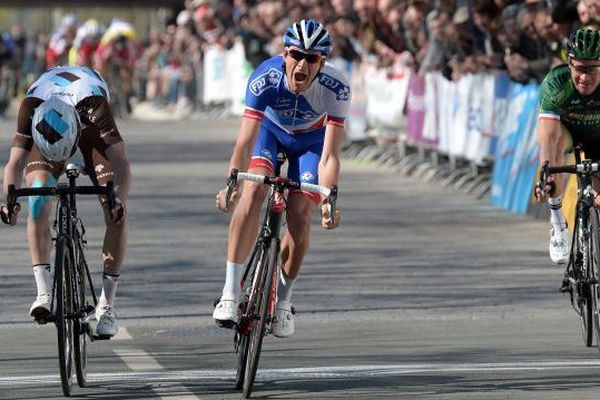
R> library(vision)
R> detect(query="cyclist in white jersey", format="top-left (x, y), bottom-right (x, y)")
top-left (213, 19), bottom-right (351, 337)
top-left (0, 66), bottom-right (131, 337)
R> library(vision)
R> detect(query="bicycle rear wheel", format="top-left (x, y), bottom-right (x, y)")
top-left (74, 247), bottom-right (88, 387)
top-left (55, 239), bottom-right (75, 396)
top-left (243, 238), bottom-right (278, 399)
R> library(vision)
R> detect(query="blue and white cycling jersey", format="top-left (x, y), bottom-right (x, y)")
top-left (244, 55), bottom-right (351, 204)
top-left (243, 55), bottom-right (351, 134)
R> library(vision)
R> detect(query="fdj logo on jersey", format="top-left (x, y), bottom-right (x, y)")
top-left (319, 73), bottom-right (350, 101)
top-left (250, 68), bottom-right (283, 96)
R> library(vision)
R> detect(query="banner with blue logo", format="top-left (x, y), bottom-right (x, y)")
top-left (490, 81), bottom-right (540, 214)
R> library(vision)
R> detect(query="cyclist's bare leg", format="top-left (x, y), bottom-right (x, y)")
top-left (25, 171), bottom-right (55, 313)
top-left (279, 193), bottom-right (318, 279)
top-left (550, 126), bottom-right (571, 198)
top-left (101, 204), bottom-right (128, 276)
top-left (25, 171), bottom-right (54, 265)
top-left (226, 167), bottom-right (271, 263)
top-left (98, 203), bottom-right (128, 309)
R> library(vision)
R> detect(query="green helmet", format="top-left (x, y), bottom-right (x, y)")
top-left (567, 28), bottom-right (600, 60)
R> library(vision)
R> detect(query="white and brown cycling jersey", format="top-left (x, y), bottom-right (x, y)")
top-left (11, 66), bottom-right (123, 185)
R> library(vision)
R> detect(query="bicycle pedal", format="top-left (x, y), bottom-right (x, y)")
top-left (213, 297), bottom-right (221, 308)
top-left (215, 319), bottom-right (236, 330)
top-left (91, 334), bottom-right (112, 341)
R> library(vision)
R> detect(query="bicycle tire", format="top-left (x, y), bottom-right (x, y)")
top-left (56, 238), bottom-right (75, 396)
top-left (235, 247), bottom-right (262, 390)
top-left (590, 208), bottom-right (600, 349)
top-left (74, 244), bottom-right (88, 387)
top-left (243, 238), bottom-right (278, 399)
top-left (235, 323), bottom-right (250, 390)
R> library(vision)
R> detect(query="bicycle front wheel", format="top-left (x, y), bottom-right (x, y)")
top-left (55, 238), bottom-right (75, 396)
top-left (243, 238), bottom-right (278, 399)
top-left (74, 247), bottom-right (88, 387)
top-left (589, 208), bottom-right (600, 349)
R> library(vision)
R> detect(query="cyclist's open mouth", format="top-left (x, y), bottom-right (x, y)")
top-left (294, 72), bottom-right (308, 83)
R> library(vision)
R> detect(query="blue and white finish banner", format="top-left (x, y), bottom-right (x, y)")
top-left (490, 81), bottom-right (540, 214)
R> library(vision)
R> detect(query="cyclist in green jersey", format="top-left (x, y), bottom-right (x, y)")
top-left (536, 28), bottom-right (600, 264)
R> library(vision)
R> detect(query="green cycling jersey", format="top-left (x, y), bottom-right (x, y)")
top-left (539, 64), bottom-right (600, 156)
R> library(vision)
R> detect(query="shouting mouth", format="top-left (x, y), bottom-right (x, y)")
top-left (294, 72), bottom-right (308, 83)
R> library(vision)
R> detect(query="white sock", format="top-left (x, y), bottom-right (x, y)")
top-left (277, 271), bottom-right (296, 304)
top-left (222, 261), bottom-right (244, 301)
top-left (548, 196), bottom-right (566, 227)
top-left (99, 274), bottom-right (120, 308)
top-left (33, 264), bottom-right (52, 296)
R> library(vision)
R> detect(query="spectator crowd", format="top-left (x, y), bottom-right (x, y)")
top-left (0, 0), bottom-right (598, 117)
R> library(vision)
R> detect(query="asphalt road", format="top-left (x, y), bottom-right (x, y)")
top-left (1, 115), bottom-right (599, 400)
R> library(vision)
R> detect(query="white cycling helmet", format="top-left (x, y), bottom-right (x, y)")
top-left (31, 97), bottom-right (81, 161)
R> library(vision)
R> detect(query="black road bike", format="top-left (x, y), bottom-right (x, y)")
top-left (540, 149), bottom-right (600, 349)
top-left (7, 163), bottom-right (116, 396)
top-left (223, 155), bottom-right (337, 399)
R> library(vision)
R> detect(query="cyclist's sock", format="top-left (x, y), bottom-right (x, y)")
top-left (277, 270), bottom-right (296, 303)
top-left (548, 196), bottom-right (566, 227)
top-left (99, 273), bottom-right (120, 307)
top-left (222, 261), bottom-right (243, 301)
top-left (33, 264), bottom-right (52, 296)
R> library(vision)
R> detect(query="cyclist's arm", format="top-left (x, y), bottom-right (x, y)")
top-left (535, 116), bottom-right (562, 166)
top-left (318, 122), bottom-right (345, 188)
top-left (4, 99), bottom-right (38, 195)
top-left (228, 116), bottom-right (262, 175)
top-left (3, 146), bottom-right (29, 196)
top-left (105, 142), bottom-right (131, 202)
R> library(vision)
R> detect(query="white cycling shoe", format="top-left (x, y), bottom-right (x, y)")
top-left (213, 298), bottom-right (239, 328)
top-left (549, 225), bottom-right (570, 265)
top-left (96, 305), bottom-right (118, 337)
top-left (29, 293), bottom-right (52, 323)
top-left (271, 300), bottom-right (294, 338)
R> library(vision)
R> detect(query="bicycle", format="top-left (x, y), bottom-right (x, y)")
top-left (6, 163), bottom-right (116, 396)
top-left (222, 154), bottom-right (337, 399)
top-left (539, 148), bottom-right (600, 349)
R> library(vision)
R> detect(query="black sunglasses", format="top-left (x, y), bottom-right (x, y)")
top-left (287, 49), bottom-right (322, 64)
top-left (569, 59), bottom-right (600, 74)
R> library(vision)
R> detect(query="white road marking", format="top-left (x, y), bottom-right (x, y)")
top-left (113, 326), bottom-right (133, 341)
top-left (114, 348), bottom-right (202, 399)
top-left (3, 360), bottom-right (600, 386)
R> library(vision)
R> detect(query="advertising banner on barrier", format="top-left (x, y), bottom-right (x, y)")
top-left (422, 72), bottom-right (439, 146)
top-left (465, 74), bottom-right (496, 163)
top-left (203, 45), bottom-right (229, 105)
top-left (437, 75), bottom-right (456, 155)
top-left (228, 41), bottom-right (252, 115)
top-left (490, 81), bottom-right (540, 213)
top-left (407, 72), bottom-right (425, 145)
top-left (365, 64), bottom-right (410, 129)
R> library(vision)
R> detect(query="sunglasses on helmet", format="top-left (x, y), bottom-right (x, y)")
top-left (287, 49), bottom-right (322, 64)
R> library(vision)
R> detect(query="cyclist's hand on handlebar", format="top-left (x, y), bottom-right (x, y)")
top-left (534, 176), bottom-right (556, 203)
top-left (216, 187), bottom-right (238, 213)
top-left (107, 198), bottom-right (126, 224)
top-left (0, 202), bottom-right (20, 226)
top-left (321, 202), bottom-right (341, 230)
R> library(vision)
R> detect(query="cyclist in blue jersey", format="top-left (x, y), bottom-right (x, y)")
top-left (213, 19), bottom-right (351, 338)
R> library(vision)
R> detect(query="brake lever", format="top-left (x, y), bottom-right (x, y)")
top-left (328, 185), bottom-right (338, 226)
top-left (225, 169), bottom-right (239, 209)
